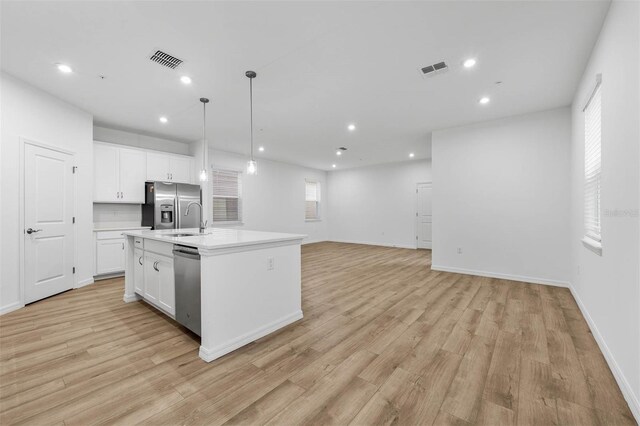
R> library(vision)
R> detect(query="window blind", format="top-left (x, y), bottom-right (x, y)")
top-left (305, 180), bottom-right (320, 220)
top-left (584, 82), bottom-right (602, 243)
top-left (211, 169), bottom-right (241, 222)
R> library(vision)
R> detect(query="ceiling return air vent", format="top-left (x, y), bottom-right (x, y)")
top-left (420, 61), bottom-right (448, 78)
top-left (149, 50), bottom-right (183, 69)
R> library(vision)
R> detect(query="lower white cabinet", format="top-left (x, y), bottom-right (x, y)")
top-left (134, 248), bottom-right (144, 294)
top-left (95, 237), bottom-right (125, 275)
top-left (143, 251), bottom-right (175, 316)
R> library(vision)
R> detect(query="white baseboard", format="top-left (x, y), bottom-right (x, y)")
top-left (75, 277), bottom-right (94, 288)
top-left (329, 239), bottom-right (417, 250)
top-left (430, 264), bottom-right (569, 288)
top-left (302, 239), bottom-right (328, 245)
top-left (0, 301), bottom-right (24, 316)
top-left (569, 284), bottom-right (640, 423)
top-left (199, 310), bottom-right (303, 362)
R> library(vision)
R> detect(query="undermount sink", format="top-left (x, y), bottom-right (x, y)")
top-left (170, 232), bottom-right (209, 237)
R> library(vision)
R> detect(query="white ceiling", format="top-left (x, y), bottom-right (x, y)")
top-left (1, 1), bottom-right (609, 170)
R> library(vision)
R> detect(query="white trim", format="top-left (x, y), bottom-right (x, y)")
top-left (302, 239), bottom-right (327, 245)
top-left (416, 181), bottom-right (433, 250)
top-left (199, 310), bottom-right (303, 362)
top-left (430, 264), bottom-right (569, 288)
top-left (330, 239), bottom-right (417, 250)
top-left (582, 73), bottom-right (603, 112)
top-left (0, 302), bottom-right (24, 316)
top-left (75, 278), bottom-right (95, 288)
top-left (581, 236), bottom-right (603, 256)
top-left (569, 284), bottom-right (640, 423)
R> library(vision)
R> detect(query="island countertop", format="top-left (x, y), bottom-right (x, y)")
top-left (122, 227), bottom-right (306, 250)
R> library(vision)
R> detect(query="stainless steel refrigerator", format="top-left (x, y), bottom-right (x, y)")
top-left (141, 182), bottom-right (202, 230)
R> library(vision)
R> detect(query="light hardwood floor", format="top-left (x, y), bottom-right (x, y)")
top-left (0, 242), bottom-right (635, 425)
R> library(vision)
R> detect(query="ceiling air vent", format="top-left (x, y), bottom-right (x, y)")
top-left (149, 50), bottom-right (183, 69)
top-left (420, 60), bottom-right (448, 78)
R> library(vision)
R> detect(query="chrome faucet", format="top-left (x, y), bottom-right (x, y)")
top-left (185, 201), bottom-right (207, 233)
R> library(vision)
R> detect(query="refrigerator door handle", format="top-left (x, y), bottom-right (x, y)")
top-left (175, 196), bottom-right (180, 229)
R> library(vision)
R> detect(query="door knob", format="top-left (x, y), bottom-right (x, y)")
top-left (26, 228), bottom-right (42, 234)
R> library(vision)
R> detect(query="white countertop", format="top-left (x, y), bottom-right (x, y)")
top-left (122, 228), bottom-right (306, 250)
top-left (94, 225), bottom-right (151, 232)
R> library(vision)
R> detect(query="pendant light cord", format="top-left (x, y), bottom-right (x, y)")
top-left (249, 76), bottom-right (254, 161)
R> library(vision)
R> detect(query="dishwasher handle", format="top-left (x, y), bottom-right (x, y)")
top-left (173, 245), bottom-right (200, 260)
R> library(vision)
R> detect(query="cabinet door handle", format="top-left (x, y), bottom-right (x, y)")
top-left (122, 242), bottom-right (124, 250)
top-left (138, 256), bottom-right (143, 265)
top-left (153, 261), bottom-right (159, 271)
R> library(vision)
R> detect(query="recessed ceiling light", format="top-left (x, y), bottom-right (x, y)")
top-left (180, 76), bottom-right (192, 85)
top-left (463, 58), bottom-right (476, 68)
top-left (409, 153), bottom-right (415, 158)
top-left (336, 150), bottom-right (342, 156)
top-left (258, 146), bottom-right (264, 152)
top-left (332, 164), bottom-right (336, 168)
top-left (159, 116), bottom-right (168, 123)
top-left (56, 63), bottom-right (73, 73)
top-left (479, 97), bottom-right (490, 105)
top-left (347, 124), bottom-right (356, 131)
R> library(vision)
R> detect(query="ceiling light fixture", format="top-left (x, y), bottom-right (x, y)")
top-left (258, 146), bottom-right (264, 152)
top-left (199, 98), bottom-right (209, 181)
top-left (463, 58), bottom-right (476, 68)
top-left (336, 150), bottom-right (342, 156)
top-left (348, 124), bottom-right (356, 131)
top-left (159, 116), bottom-right (168, 123)
top-left (332, 164), bottom-right (337, 168)
top-left (479, 96), bottom-right (490, 105)
top-left (181, 76), bottom-right (192, 85)
top-left (56, 63), bottom-right (73, 73)
top-left (409, 153), bottom-right (415, 158)
top-left (246, 70), bottom-right (258, 176)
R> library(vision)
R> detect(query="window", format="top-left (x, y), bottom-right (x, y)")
top-left (583, 75), bottom-right (602, 254)
top-left (305, 180), bottom-right (320, 220)
top-left (211, 169), bottom-right (242, 223)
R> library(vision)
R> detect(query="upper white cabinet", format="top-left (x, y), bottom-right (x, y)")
top-left (94, 143), bottom-right (146, 203)
top-left (147, 152), bottom-right (193, 184)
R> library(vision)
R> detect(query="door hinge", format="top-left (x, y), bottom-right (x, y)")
top-left (72, 166), bottom-right (78, 174)
top-left (416, 235), bottom-right (418, 240)
top-left (72, 217), bottom-right (76, 224)
top-left (416, 212), bottom-right (418, 217)
top-left (73, 267), bottom-right (76, 274)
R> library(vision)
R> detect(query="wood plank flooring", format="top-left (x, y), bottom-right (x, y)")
top-left (0, 242), bottom-right (635, 425)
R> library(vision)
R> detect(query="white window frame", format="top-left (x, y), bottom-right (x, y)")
top-left (582, 74), bottom-right (602, 256)
top-left (305, 180), bottom-right (321, 221)
top-left (211, 168), bottom-right (243, 226)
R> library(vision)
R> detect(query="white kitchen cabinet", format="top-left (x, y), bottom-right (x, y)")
top-left (134, 248), bottom-right (144, 295)
top-left (94, 142), bottom-right (146, 203)
top-left (146, 152), bottom-right (193, 184)
top-left (95, 238), bottom-right (125, 275)
top-left (143, 251), bottom-right (175, 315)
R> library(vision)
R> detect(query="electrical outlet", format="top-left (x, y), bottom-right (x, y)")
top-left (457, 247), bottom-right (463, 255)
top-left (267, 257), bottom-right (274, 271)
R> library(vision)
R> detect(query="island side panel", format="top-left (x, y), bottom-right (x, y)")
top-left (198, 242), bottom-right (303, 362)
top-left (123, 235), bottom-right (140, 302)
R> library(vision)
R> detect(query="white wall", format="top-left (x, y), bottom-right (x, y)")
top-left (0, 73), bottom-right (94, 314)
top-left (569, 0), bottom-right (640, 418)
top-left (431, 107), bottom-right (571, 286)
top-left (327, 160), bottom-right (432, 249)
top-left (93, 126), bottom-right (190, 155)
top-left (210, 150), bottom-right (329, 244)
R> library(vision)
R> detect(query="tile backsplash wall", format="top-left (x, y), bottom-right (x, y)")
top-left (93, 203), bottom-right (142, 228)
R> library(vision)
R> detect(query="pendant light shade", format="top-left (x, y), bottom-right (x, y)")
top-left (246, 70), bottom-right (258, 176)
top-left (199, 97), bottom-right (209, 182)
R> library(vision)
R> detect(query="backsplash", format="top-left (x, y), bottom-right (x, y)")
top-left (93, 203), bottom-right (142, 228)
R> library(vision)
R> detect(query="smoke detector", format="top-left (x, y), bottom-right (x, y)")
top-left (420, 61), bottom-right (448, 78)
top-left (149, 50), bottom-right (184, 69)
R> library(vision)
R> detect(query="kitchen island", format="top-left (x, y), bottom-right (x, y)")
top-left (121, 228), bottom-right (305, 362)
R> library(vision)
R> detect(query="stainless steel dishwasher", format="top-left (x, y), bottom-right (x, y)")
top-left (173, 245), bottom-right (201, 336)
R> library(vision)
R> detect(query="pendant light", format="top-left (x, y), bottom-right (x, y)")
top-left (245, 70), bottom-right (258, 175)
top-left (199, 97), bottom-right (209, 181)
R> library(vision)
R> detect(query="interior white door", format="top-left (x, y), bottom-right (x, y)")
top-left (24, 143), bottom-right (75, 304)
top-left (94, 143), bottom-right (119, 202)
top-left (169, 156), bottom-right (192, 184)
top-left (119, 147), bottom-right (146, 203)
top-left (416, 182), bottom-right (432, 249)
